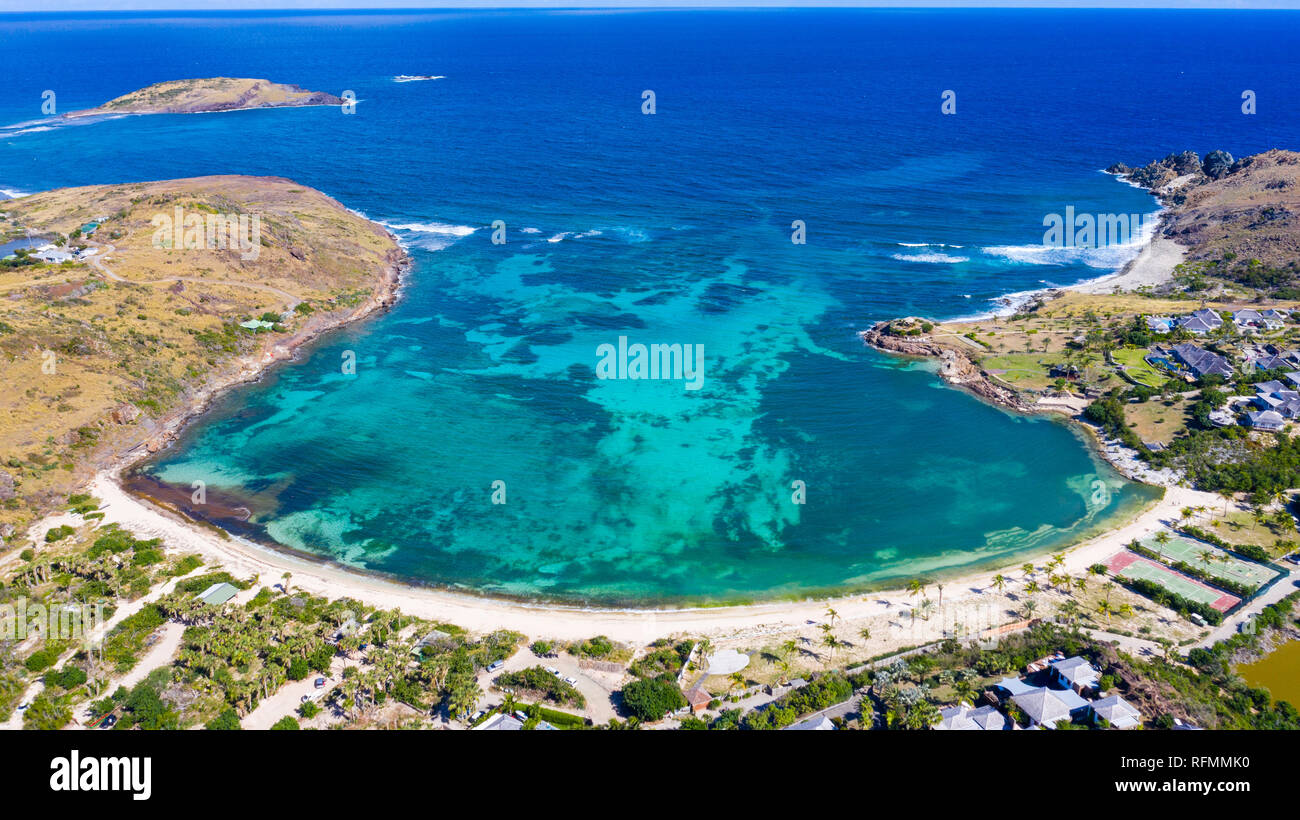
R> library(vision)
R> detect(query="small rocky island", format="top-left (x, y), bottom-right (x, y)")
top-left (64, 77), bottom-right (344, 118)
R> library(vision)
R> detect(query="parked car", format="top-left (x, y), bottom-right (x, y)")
top-left (314, 678), bottom-right (326, 689)
top-left (99, 715), bottom-right (117, 729)
top-left (487, 660), bottom-right (504, 672)
top-left (564, 676), bottom-right (578, 686)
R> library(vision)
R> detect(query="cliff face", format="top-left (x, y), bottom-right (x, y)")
top-left (860, 321), bottom-right (1033, 412)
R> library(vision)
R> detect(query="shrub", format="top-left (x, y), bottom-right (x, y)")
top-left (619, 675), bottom-right (685, 722)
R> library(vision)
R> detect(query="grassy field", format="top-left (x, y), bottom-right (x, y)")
top-left (1124, 396), bottom-right (1192, 445)
top-left (1111, 346), bottom-right (1167, 387)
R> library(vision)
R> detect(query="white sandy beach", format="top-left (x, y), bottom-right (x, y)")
top-left (1068, 236), bottom-right (1186, 295)
top-left (78, 471), bottom-right (1214, 649)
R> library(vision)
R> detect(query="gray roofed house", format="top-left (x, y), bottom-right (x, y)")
top-left (1286, 371), bottom-right (1300, 389)
top-left (936, 703), bottom-right (1008, 731)
top-left (1171, 343), bottom-right (1234, 380)
top-left (474, 713), bottom-right (524, 731)
top-left (994, 676), bottom-right (1037, 697)
top-left (1145, 315), bottom-right (1174, 334)
top-left (1089, 694), bottom-right (1142, 729)
top-left (785, 714), bottom-right (835, 731)
top-left (1246, 410), bottom-right (1286, 431)
top-left (1254, 379), bottom-right (1288, 396)
top-left (1178, 308), bottom-right (1224, 335)
top-left (1012, 686), bottom-right (1090, 728)
top-left (1050, 656), bottom-right (1100, 692)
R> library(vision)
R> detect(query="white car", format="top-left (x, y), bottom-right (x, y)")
top-left (564, 676), bottom-right (578, 686)
top-left (546, 666), bottom-right (559, 676)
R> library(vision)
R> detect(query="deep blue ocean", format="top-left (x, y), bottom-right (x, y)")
top-left (3, 9), bottom-right (1296, 603)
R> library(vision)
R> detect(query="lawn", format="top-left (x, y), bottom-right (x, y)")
top-left (1111, 347), bottom-right (1166, 387)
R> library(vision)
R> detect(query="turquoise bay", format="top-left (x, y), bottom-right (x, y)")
top-left (6, 9), bottom-right (1296, 603)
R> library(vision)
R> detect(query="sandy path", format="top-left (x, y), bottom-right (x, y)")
top-left (80, 471), bottom-right (1215, 649)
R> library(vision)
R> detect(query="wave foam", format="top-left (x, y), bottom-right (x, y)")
top-left (890, 252), bottom-right (969, 264)
top-left (378, 220), bottom-right (477, 251)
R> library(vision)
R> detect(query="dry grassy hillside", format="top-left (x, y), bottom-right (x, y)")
top-left (67, 78), bottom-right (344, 117)
top-left (0, 175), bottom-right (403, 539)
top-left (1162, 150), bottom-right (1300, 269)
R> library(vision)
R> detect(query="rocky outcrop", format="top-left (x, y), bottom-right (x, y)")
top-left (1203, 149), bottom-right (1235, 180)
top-left (0, 470), bottom-right (15, 501)
top-left (860, 320), bottom-right (1033, 412)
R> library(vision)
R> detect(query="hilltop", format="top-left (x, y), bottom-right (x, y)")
top-left (1109, 149), bottom-right (1300, 293)
top-left (64, 78), bottom-right (344, 118)
top-left (0, 175), bottom-right (404, 540)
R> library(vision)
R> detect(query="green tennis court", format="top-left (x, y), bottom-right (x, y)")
top-left (1140, 533), bottom-right (1278, 589)
top-left (1107, 551), bottom-right (1240, 612)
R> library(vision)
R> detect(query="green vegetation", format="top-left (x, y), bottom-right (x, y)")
top-left (495, 665), bottom-right (585, 708)
top-left (742, 673), bottom-right (853, 730)
top-left (619, 675), bottom-right (686, 721)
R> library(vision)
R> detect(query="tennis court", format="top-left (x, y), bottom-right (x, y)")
top-left (1140, 533), bottom-right (1279, 590)
top-left (1107, 551), bottom-right (1240, 612)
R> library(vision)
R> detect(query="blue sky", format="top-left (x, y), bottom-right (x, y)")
top-left (4, 1), bottom-right (1300, 11)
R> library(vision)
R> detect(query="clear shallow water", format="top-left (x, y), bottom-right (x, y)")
top-left (5, 9), bottom-right (1296, 604)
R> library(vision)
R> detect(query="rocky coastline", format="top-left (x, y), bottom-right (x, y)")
top-left (101, 244), bottom-right (409, 474)
top-left (859, 319), bottom-right (1035, 412)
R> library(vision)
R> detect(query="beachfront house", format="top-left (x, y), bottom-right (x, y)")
top-left (936, 703), bottom-right (1008, 731)
top-left (1012, 686), bottom-right (1090, 729)
top-left (1088, 694), bottom-right (1142, 729)
top-left (195, 582), bottom-right (240, 607)
top-left (1170, 343), bottom-right (1234, 380)
top-left (1049, 656), bottom-right (1100, 694)
top-left (1178, 308), bottom-right (1224, 335)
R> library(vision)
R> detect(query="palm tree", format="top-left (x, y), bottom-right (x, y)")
top-left (1154, 530), bottom-right (1171, 560)
top-left (858, 626), bottom-right (872, 644)
top-left (1022, 599), bottom-right (1038, 619)
top-left (281, 571), bottom-right (292, 595)
top-left (825, 606), bottom-right (839, 628)
top-left (729, 671), bottom-right (746, 695)
top-left (1021, 562), bottom-right (1035, 579)
top-left (992, 574), bottom-right (1007, 594)
top-left (935, 582), bottom-right (944, 608)
top-left (1097, 600), bottom-right (1115, 625)
top-left (1198, 549), bottom-right (1216, 573)
top-left (780, 639), bottom-right (797, 661)
top-left (918, 599), bottom-right (935, 621)
top-left (1025, 580), bottom-right (1041, 598)
top-left (1218, 489), bottom-right (1234, 517)
top-left (820, 634), bottom-right (840, 669)
top-left (906, 578), bottom-right (925, 598)
top-left (697, 638), bottom-right (713, 674)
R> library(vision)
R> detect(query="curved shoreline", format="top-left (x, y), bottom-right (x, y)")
top-left (86, 467), bottom-right (1212, 643)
